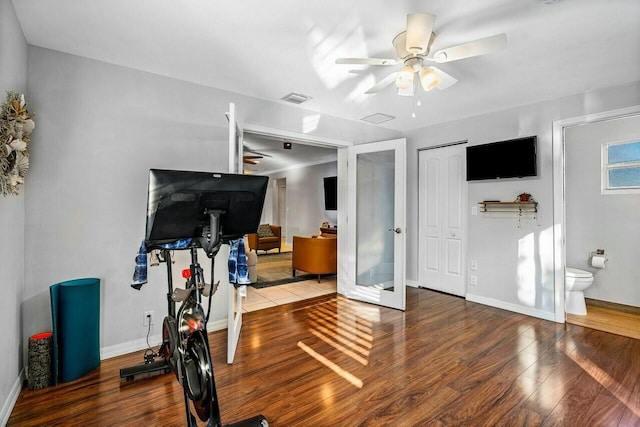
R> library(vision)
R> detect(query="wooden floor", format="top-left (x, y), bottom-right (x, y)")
top-left (567, 301), bottom-right (640, 341)
top-left (9, 288), bottom-right (640, 426)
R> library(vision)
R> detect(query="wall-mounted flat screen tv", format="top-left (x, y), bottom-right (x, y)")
top-left (323, 176), bottom-right (337, 210)
top-left (466, 136), bottom-right (537, 181)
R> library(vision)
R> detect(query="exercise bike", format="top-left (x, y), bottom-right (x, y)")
top-left (121, 210), bottom-right (266, 426)
top-left (158, 211), bottom-right (267, 427)
top-left (124, 169), bottom-right (270, 426)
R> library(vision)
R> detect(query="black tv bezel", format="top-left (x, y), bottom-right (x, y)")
top-left (323, 176), bottom-right (337, 211)
top-left (466, 136), bottom-right (537, 181)
top-left (145, 169), bottom-right (268, 249)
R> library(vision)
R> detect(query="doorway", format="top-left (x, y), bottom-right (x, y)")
top-left (553, 105), bottom-right (640, 336)
top-left (240, 128), bottom-right (344, 312)
top-left (418, 143), bottom-right (467, 296)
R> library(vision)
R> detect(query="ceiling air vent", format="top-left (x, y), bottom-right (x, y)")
top-left (281, 92), bottom-right (311, 104)
top-left (360, 113), bottom-right (396, 124)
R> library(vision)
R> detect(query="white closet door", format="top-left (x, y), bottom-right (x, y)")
top-left (418, 144), bottom-right (466, 296)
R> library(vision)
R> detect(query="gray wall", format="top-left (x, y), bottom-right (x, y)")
top-left (0, 0), bottom-right (28, 421)
top-left (23, 46), bottom-right (232, 358)
top-left (264, 161), bottom-right (338, 241)
top-left (565, 115), bottom-right (640, 307)
top-left (22, 46), bottom-right (396, 357)
top-left (405, 81), bottom-right (640, 318)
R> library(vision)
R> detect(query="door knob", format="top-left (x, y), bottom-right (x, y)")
top-left (388, 227), bottom-right (402, 234)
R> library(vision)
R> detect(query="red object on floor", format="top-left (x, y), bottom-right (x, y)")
top-left (31, 332), bottom-right (53, 340)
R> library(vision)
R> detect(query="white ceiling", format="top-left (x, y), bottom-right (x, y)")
top-left (11, 0), bottom-right (640, 134)
top-left (242, 133), bottom-right (337, 175)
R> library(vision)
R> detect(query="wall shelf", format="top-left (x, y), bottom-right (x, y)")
top-left (479, 201), bottom-right (538, 213)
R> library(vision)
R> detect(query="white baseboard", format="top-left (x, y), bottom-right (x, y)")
top-left (406, 280), bottom-right (420, 288)
top-left (1, 369), bottom-right (24, 426)
top-left (100, 318), bottom-right (228, 360)
top-left (465, 293), bottom-right (557, 322)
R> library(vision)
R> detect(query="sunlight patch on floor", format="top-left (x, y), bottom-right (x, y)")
top-left (297, 341), bottom-right (363, 389)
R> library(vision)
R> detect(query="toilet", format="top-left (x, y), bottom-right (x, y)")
top-left (565, 267), bottom-right (594, 315)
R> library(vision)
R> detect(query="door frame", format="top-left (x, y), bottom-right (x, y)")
top-left (551, 105), bottom-right (640, 323)
top-left (417, 141), bottom-right (468, 295)
top-left (240, 124), bottom-right (353, 299)
top-left (275, 178), bottom-right (287, 242)
top-left (226, 103), bottom-right (243, 364)
top-left (343, 138), bottom-right (407, 310)
top-left (238, 124), bottom-right (411, 308)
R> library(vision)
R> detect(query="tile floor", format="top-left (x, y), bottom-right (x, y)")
top-left (242, 277), bottom-right (337, 312)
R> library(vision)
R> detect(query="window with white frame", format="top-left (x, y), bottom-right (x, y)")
top-left (602, 139), bottom-right (640, 194)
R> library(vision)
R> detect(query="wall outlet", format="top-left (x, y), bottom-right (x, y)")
top-left (470, 260), bottom-right (478, 271)
top-left (470, 275), bottom-right (478, 287)
top-left (143, 311), bottom-right (154, 326)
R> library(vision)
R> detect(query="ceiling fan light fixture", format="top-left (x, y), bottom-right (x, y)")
top-left (419, 68), bottom-right (440, 91)
top-left (397, 86), bottom-right (414, 97)
top-left (395, 65), bottom-right (415, 89)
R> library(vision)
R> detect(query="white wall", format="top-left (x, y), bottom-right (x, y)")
top-left (405, 81), bottom-right (640, 319)
top-left (264, 161), bottom-right (338, 241)
top-left (23, 46), bottom-right (395, 358)
top-left (0, 0), bottom-right (28, 421)
top-left (565, 115), bottom-right (640, 307)
top-left (23, 46), bottom-right (233, 358)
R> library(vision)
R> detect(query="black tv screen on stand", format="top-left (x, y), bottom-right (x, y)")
top-left (323, 176), bottom-right (337, 210)
top-left (145, 169), bottom-right (268, 250)
top-left (466, 136), bottom-right (537, 181)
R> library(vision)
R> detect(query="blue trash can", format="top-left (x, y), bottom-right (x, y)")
top-left (50, 278), bottom-right (101, 384)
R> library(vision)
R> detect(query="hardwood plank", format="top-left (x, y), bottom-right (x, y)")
top-left (567, 305), bottom-right (640, 340)
top-left (585, 297), bottom-right (640, 316)
top-left (540, 327), bottom-right (630, 426)
top-left (8, 288), bottom-right (640, 426)
top-left (580, 391), bottom-right (626, 426)
top-left (498, 407), bottom-right (544, 427)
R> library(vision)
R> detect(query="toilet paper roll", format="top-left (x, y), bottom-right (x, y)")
top-left (591, 255), bottom-right (607, 268)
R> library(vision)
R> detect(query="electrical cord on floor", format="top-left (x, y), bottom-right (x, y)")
top-left (143, 320), bottom-right (155, 364)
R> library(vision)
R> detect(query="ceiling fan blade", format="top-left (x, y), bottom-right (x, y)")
top-left (405, 13), bottom-right (436, 55)
top-left (243, 148), bottom-right (272, 157)
top-left (335, 57), bottom-right (399, 66)
top-left (365, 71), bottom-right (400, 94)
top-left (425, 66), bottom-right (457, 90)
top-left (432, 33), bottom-right (507, 63)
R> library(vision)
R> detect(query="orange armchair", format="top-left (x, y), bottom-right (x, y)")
top-left (247, 224), bottom-right (281, 253)
top-left (292, 236), bottom-right (337, 282)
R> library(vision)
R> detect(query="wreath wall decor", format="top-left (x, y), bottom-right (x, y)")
top-left (0, 91), bottom-right (35, 196)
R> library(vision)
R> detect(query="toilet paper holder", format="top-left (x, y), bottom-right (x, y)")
top-left (590, 249), bottom-right (608, 268)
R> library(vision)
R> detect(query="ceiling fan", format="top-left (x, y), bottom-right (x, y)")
top-left (242, 145), bottom-right (272, 165)
top-left (243, 155), bottom-right (262, 165)
top-left (335, 13), bottom-right (507, 96)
